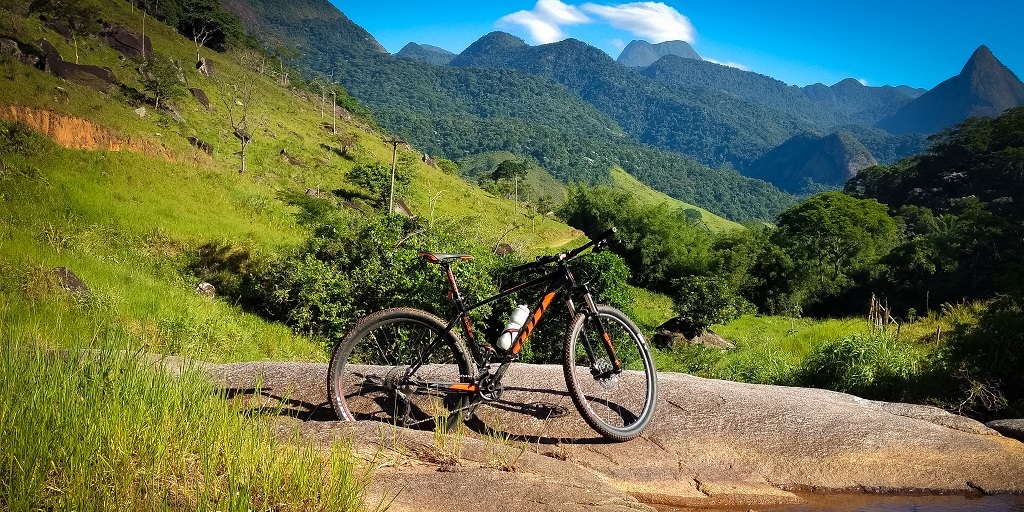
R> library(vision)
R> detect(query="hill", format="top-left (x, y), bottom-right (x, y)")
top-left (608, 168), bottom-right (743, 232)
top-left (395, 42), bottom-right (455, 65)
top-left (746, 131), bottom-right (878, 193)
top-left (801, 78), bottom-right (923, 126)
top-left (877, 46), bottom-right (1024, 134)
top-left (617, 39), bottom-right (701, 67)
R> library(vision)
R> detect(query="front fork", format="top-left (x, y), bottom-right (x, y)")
top-left (571, 285), bottom-right (622, 375)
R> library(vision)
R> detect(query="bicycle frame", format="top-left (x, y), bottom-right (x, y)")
top-left (411, 247), bottom-right (623, 400)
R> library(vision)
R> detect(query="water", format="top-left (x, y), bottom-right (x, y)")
top-left (660, 494), bottom-right (1024, 512)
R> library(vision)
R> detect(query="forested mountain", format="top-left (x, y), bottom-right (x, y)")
top-left (877, 46), bottom-right (1024, 134)
top-left (801, 78), bottom-right (924, 126)
top-left (617, 39), bottom-right (701, 67)
top-left (639, 54), bottom-right (844, 129)
top-left (395, 42), bottom-right (455, 65)
top-left (222, 0), bottom-right (1021, 218)
top-left (746, 132), bottom-right (877, 193)
top-left (222, 0), bottom-right (795, 222)
top-left (450, 32), bottom-right (817, 169)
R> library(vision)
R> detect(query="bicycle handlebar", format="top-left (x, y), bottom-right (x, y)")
top-left (511, 227), bottom-right (617, 273)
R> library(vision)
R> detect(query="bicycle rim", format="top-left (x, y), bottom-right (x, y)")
top-left (563, 305), bottom-right (657, 441)
top-left (329, 308), bottom-right (474, 429)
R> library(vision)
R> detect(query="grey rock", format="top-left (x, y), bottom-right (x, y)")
top-left (0, 38), bottom-right (22, 60)
top-left (987, 419), bottom-right (1024, 443)
top-left (188, 136), bottom-right (213, 155)
top-left (133, 106), bottom-right (146, 118)
top-left (189, 88), bottom-right (210, 109)
top-left (196, 361), bottom-right (1024, 509)
top-left (196, 57), bottom-right (215, 76)
top-left (104, 25), bottom-right (151, 58)
top-left (195, 282), bottom-right (216, 298)
top-left (52, 267), bottom-right (88, 295)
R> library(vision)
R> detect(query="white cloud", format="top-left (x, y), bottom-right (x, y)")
top-left (580, 2), bottom-right (695, 43)
top-left (857, 78), bottom-right (869, 86)
top-left (498, 0), bottom-right (591, 44)
top-left (610, 38), bottom-right (625, 49)
top-left (704, 57), bottom-right (749, 71)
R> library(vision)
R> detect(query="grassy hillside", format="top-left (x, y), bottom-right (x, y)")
top-left (609, 167), bottom-right (743, 232)
top-left (0, 2), bottom-right (578, 508)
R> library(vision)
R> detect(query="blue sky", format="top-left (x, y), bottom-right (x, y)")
top-left (332, 1), bottom-right (1022, 90)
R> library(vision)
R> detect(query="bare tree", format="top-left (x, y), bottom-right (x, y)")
top-left (182, 1), bottom-right (216, 64)
top-left (218, 50), bottom-right (262, 173)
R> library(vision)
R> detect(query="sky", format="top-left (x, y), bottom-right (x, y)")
top-left (331, 1), bottom-right (1023, 90)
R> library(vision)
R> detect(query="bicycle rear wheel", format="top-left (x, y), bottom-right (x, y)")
top-left (563, 305), bottom-right (657, 441)
top-left (328, 308), bottom-right (475, 429)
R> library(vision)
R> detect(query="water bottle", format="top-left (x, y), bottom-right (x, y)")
top-left (496, 304), bottom-right (530, 351)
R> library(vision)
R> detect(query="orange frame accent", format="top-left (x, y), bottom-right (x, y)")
top-left (449, 383), bottom-right (478, 392)
top-left (511, 290), bottom-right (558, 355)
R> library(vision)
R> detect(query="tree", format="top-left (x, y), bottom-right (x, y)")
top-left (218, 50), bottom-right (262, 173)
top-left (347, 162), bottom-right (409, 203)
top-left (140, 53), bottom-right (185, 109)
top-left (775, 192), bottom-right (896, 286)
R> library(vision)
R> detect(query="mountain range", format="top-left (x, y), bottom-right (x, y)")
top-left (223, 0), bottom-right (1024, 215)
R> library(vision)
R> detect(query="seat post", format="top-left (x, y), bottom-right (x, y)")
top-left (442, 263), bottom-right (464, 304)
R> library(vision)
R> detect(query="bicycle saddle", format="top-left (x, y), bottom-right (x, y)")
top-left (418, 252), bottom-right (474, 264)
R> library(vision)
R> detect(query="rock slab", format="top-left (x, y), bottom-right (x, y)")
top-left (197, 361), bottom-right (1024, 511)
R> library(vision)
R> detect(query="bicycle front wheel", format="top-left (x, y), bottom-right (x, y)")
top-left (563, 305), bottom-right (657, 442)
top-left (328, 308), bottom-right (475, 429)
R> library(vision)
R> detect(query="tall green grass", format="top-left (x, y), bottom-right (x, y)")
top-left (0, 319), bottom-right (368, 511)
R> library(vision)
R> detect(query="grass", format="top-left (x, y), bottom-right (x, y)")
top-left (0, 322), bottom-right (369, 511)
top-left (609, 167), bottom-right (743, 232)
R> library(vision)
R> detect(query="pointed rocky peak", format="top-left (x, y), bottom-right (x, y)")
top-left (877, 45), bottom-right (1024, 134)
top-left (962, 45), bottom-right (997, 74)
top-left (617, 39), bottom-right (700, 68)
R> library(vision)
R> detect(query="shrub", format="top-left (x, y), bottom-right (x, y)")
top-left (671, 275), bottom-right (752, 335)
top-left (795, 331), bottom-right (919, 398)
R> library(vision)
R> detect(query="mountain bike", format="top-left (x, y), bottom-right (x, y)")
top-left (327, 228), bottom-right (657, 442)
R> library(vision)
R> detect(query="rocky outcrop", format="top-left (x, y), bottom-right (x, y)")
top-left (103, 24), bottom-right (151, 59)
top-left (189, 88), bottom-right (211, 109)
top-left (199, 360), bottom-right (1024, 510)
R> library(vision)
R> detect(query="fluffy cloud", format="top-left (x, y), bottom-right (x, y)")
top-left (581, 2), bottom-right (695, 43)
top-left (498, 0), bottom-right (591, 44)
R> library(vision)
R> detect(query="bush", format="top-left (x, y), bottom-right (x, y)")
top-left (671, 275), bottom-right (752, 334)
top-left (795, 331), bottom-right (920, 398)
top-left (935, 294), bottom-right (1024, 419)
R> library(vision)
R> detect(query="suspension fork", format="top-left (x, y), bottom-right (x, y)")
top-left (577, 284), bottom-right (622, 373)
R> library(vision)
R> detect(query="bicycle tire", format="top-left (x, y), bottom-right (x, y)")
top-left (563, 305), bottom-right (657, 441)
top-left (328, 307), bottom-right (475, 429)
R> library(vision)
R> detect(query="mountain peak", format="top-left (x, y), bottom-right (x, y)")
top-left (877, 46), bottom-right (1024, 135)
top-left (617, 39), bottom-right (700, 68)
top-left (395, 42), bottom-right (455, 66)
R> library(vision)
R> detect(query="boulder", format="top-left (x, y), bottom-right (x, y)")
top-left (0, 38), bottom-right (22, 61)
top-left (652, 317), bottom-right (734, 350)
top-left (493, 242), bottom-right (515, 256)
top-left (188, 136), bottom-right (213, 155)
top-left (987, 419), bottom-right (1024, 443)
top-left (104, 25), bottom-right (151, 58)
top-left (195, 282), bottom-right (216, 298)
top-left (44, 18), bottom-right (73, 41)
top-left (133, 106), bottom-right (146, 118)
top-left (37, 38), bottom-right (61, 62)
top-left (189, 88), bottom-right (210, 109)
top-left (47, 58), bottom-right (116, 92)
top-left (52, 267), bottom-right (88, 295)
top-left (196, 57), bottom-right (215, 76)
